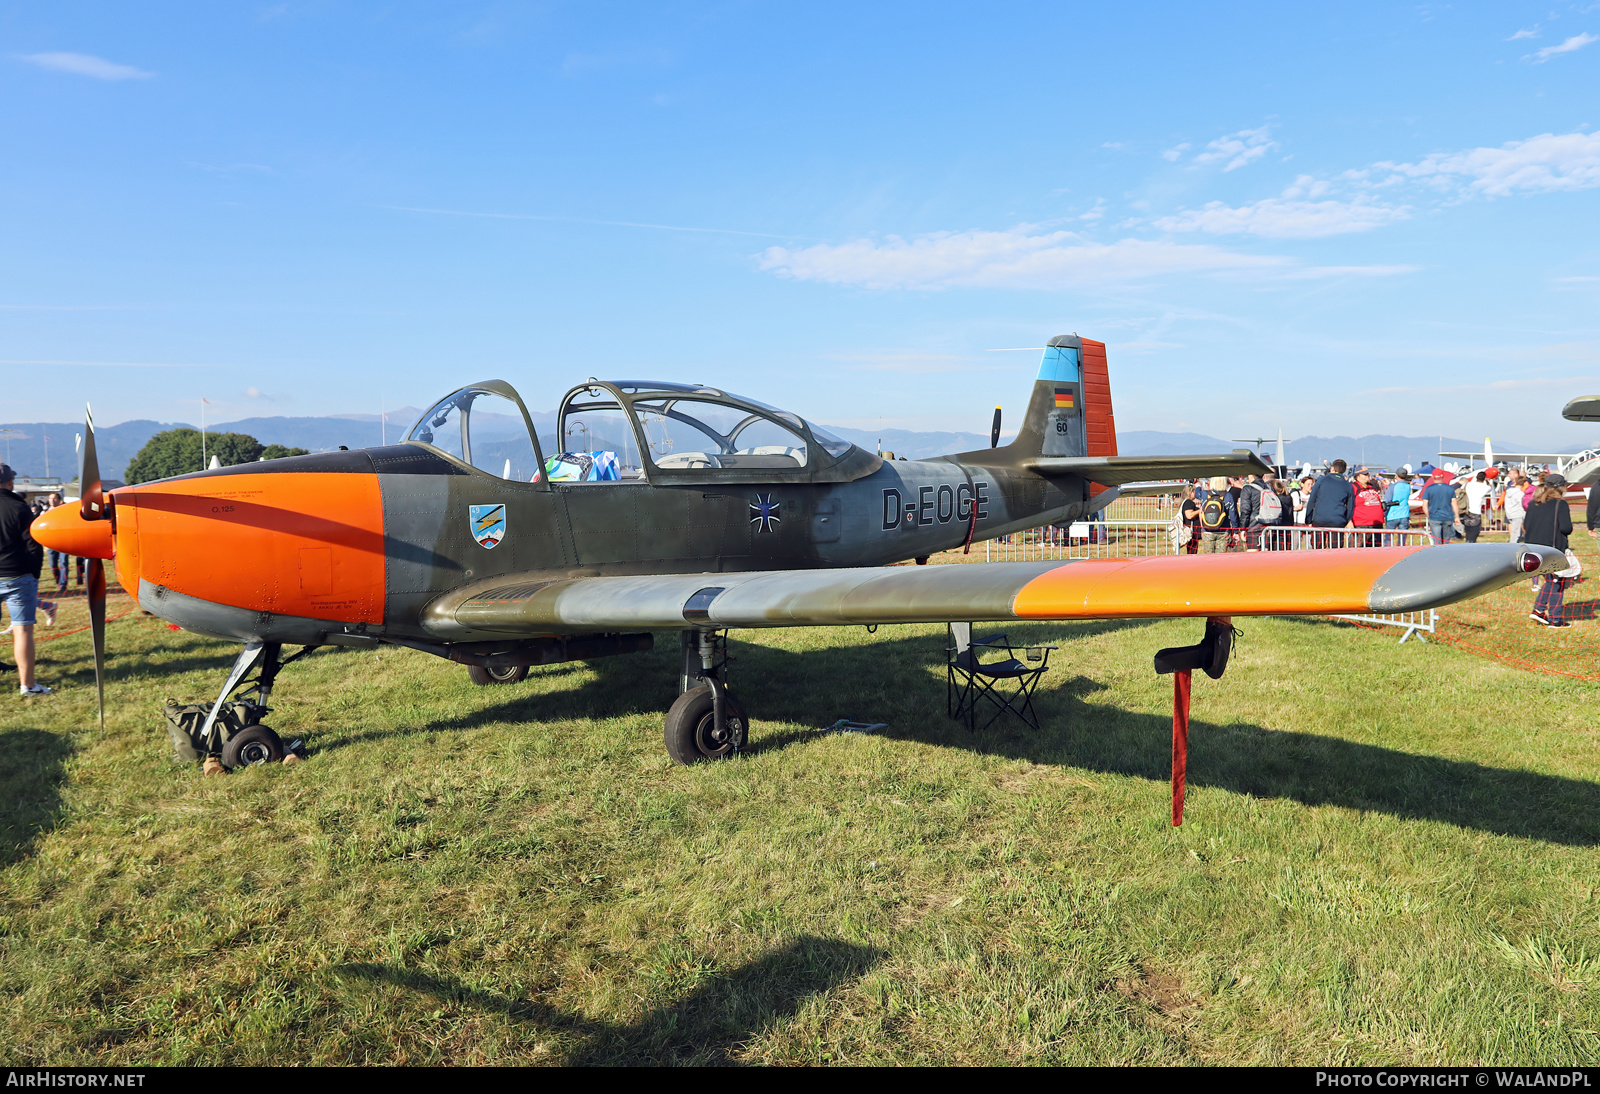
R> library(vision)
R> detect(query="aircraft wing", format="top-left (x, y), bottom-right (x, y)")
top-left (1438, 451), bottom-right (1572, 461)
top-left (1564, 396), bottom-right (1600, 423)
top-left (422, 543), bottom-right (1561, 638)
top-left (1022, 451), bottom-right (1271, 484)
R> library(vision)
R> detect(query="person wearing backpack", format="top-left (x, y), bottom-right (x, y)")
top-left (1240, 471), bottom-right (1284, 551)
top-left (1198, 475), bottom-right (1233, 553)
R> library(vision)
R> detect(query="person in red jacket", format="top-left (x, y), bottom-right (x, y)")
top-left (1351, 469), bottom-right (1385, 546)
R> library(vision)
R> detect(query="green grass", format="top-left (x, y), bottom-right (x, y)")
top-left (2, 584), bottom-right (1600, 1064)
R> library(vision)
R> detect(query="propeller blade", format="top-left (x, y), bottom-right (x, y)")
top-left (79, 405), bottom-right (106, 522)
top-left (88, 556), bottom-right (106, 731)
top-left (990, 406), bottom-right (1002, 449)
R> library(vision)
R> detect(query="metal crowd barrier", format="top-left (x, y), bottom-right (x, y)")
top-left (1256, 527), bottom-right (1437, 550)
top-left (984, 520), bottom-right (1175, 562)
top-left (982, 522), bottom-right (1439, 642)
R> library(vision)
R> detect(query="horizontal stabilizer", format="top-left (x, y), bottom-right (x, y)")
top-left (1439, 451), bottom-right (1572, 461)
top-left (1023, 450), bottom-right (1270, 485)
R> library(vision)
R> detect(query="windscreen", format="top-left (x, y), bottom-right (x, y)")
top-left (409, 395), bottom-right (468, 462)
top-left (410, 389), bottom-right (541, 481)
top-left (632, 397), bottom-right (808, 469)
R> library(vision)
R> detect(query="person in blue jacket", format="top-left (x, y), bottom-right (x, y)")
top-left (1304, 460), bottom-right (1356, 546)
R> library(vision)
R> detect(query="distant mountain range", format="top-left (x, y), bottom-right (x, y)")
top-left (1117, 431), bottom-right (1543, 471)
top-left (0, 414), bottom-right (1545, 482)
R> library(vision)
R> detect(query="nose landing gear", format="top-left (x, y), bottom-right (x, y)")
top-left (168, 641), bottom-right (316, 771)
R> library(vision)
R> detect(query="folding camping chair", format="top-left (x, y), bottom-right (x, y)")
top-left (946, 623), bottom-right (1056, 732)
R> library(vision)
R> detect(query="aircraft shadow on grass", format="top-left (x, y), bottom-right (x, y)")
top-left (56, 617), bottom-right (1600, 849)
top-left (304, 620), bottom-right (1600, 848)
top-left (335, 935), bottom-right (883, 1065)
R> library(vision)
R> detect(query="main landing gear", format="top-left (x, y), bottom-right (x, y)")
top-left (665, 629), bottom-right (747, 764)
top-left (468, 663), bottom-right (529, 686)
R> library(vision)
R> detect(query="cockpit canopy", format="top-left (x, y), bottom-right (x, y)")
top-left (407, 381), bottom-right (543, 482)
top-left (407, 379), bottom-right (879, 486)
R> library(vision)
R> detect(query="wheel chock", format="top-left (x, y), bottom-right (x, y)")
top-left (202, 756), bottom-right (227, 776)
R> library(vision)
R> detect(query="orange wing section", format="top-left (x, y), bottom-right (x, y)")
top-left (1012, 547), bottom-right (1428, 619)
top-left (118, 472), bottom-right (385, 624)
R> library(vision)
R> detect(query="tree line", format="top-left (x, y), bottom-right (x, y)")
top-left (124, 429), bottom-right (311, 484)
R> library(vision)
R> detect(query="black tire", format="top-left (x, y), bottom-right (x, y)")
top-left (664, 685), bottom-right (748, 764)
top-left (221, 725), bottom-right (285, 769)
top-left (468, 663), bottom-right (529, 686)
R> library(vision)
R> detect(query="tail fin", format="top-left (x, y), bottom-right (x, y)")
top-left (1008, 334), bottom-right (1117, 462)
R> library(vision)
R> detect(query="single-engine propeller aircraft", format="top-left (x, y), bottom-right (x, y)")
top-left (34, 336), bottom-right (1565, 823)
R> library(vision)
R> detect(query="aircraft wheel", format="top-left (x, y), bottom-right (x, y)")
top-left (468, 663), bottom-right (530, 686)
top-left (664, 685), bottom-right (747, 764)
top-left (222, 725), bottom-right (285, 769)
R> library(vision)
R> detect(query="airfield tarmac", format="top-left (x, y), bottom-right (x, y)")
top-left (2, 529), bottom-right (1597, 1065)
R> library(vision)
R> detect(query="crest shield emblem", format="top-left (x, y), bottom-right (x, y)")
top-left (469, 504), bottom-right (507, 549)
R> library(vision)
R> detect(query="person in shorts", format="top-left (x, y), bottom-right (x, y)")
top-left (0, 464), bottom-right (53, 694)
top-left (1420, 471), bottom-right (1461, 543)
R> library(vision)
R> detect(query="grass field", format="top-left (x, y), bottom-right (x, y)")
top-left (3, 543), bottom-right (1600, 1065)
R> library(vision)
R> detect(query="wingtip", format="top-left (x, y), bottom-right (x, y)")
top-left (1367, 543), bottom-right (1566, 613)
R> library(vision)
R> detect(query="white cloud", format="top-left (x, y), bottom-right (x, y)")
top-left (1377, 131), bottom-right (1600, 195)
top-left (758, 227), bottom-right (1285, 291)
top-left (1507, 27), bottom-right (1539, 40)
top-left (1154, 194), bottom-right (1409, 238)
top-left (1194, 126), bottom-right (1276, 171)
top-left (1532, 32), bottom-right (1598, 61)
top-left (1162, 142), bottom-right (1191, 162)
top-left (19, 52), bottom-right (152, 80)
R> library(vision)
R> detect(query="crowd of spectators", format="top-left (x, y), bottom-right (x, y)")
top-left (1168, 459), bottom-right (1593, 627)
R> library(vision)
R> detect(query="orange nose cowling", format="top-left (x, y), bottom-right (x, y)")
top-left (119, 472), bottom-right (386, 626)
top-left (31, 505), bottom-right (115, 559)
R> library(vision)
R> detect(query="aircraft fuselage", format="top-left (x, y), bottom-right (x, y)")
top-left (115, 444), bottom-right (1101, 647)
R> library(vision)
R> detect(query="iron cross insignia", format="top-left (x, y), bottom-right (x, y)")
top-left (749, 493), bottom-right (781, 533)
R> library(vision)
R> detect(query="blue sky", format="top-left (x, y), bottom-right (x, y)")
top-left (4, 1), bottom-right (1600, 448)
